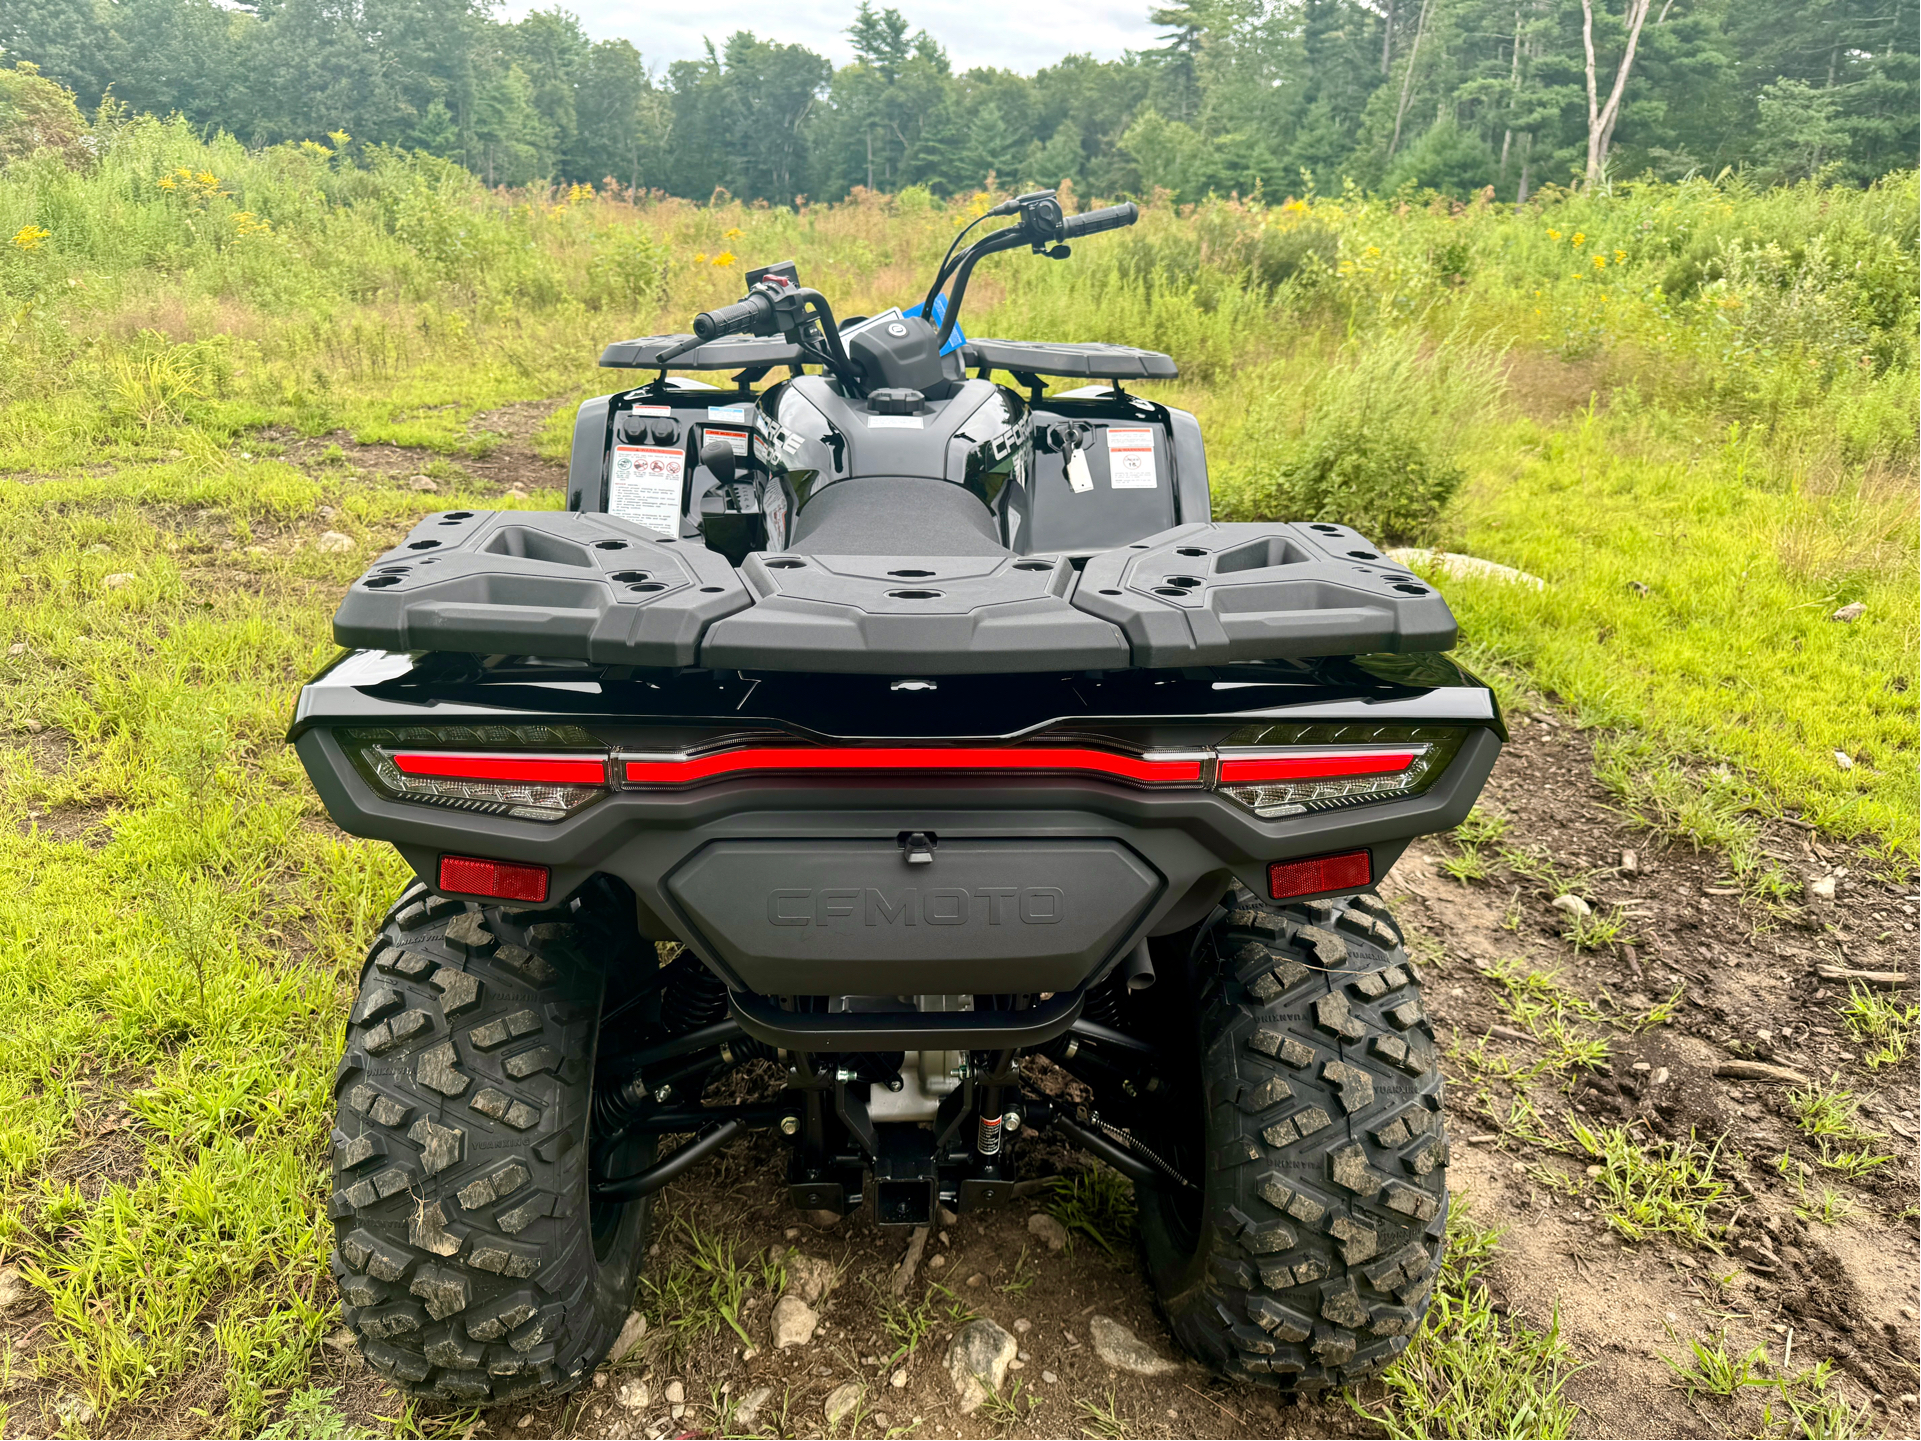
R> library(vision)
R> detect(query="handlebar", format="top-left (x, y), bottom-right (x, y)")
top-left (691, 291), bottom-right (776, 342)
top-left (1059, 202), bottom-right (1139, 240)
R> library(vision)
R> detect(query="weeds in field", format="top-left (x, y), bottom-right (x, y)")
top-left (259, 1387), bottom-right (368, 1440)
top-left (1075, 1388), bottom-right (1130, 1439)
top-left (1561, 905), bottom-right (1637, 953)
top-left (1662, 1338), bottom-right (1874, 1439)
top-left (1663, 1330), bottom-right (1770, 1399)
top-left (1570, 1121), bottom-right (1729, 1249)
top-left (976, 1378), bottom-right (1036, 1426)
top-left (1360, 1206), bottom-right (1581, 1439)
top-left (1439, 806), bottom-right (1512, 884)
top-left (1838, 984), bottom-right (1918, 1069)
top-left (1793, 1184), bottom-right (1856, 1228)
top-left (1788, 1082), bottom-right (1885, 1146)
top-left (645, 1212), bottom-right (760, 1355)
top-left (1044, 1167), bottom-right (1137, 1257)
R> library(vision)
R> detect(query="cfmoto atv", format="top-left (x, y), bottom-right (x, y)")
top-left (293, 190), bottom-right (1503, 1403)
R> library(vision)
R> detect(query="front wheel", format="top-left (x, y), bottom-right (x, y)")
top-left (329, 879), bottom-right (651, 1402)
top-left (1138, 888), bottom-right (1448, 1390)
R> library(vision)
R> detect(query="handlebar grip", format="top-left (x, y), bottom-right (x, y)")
top-left (691, 291), bottom-right (775, 342)
top-left (1059, 202), bottom-right (1139, 240)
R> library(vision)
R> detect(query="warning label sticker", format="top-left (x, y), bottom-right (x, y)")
top-left (608, 445), bottom-right (684, 533)
top-left (705, 426), bottom-right (750, 457)
top-left (1065, 449), bottom-right (1094, 493)
top-left (1105, 427), bottom-right (1158, 489)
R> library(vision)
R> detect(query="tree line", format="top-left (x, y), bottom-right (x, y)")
top-left (4, 0), bottom-right (1914, 200)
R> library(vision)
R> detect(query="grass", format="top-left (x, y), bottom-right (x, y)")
top-left (1360, 1207), bottom-right (1581, 1439)
top-left (643, 1211), bottom-right (767, 1357)
top-left (1838, 984), bottom-right (1919, 1069)
top-left (1662, 1337), bottom-right (1876, 1439)
top-left (0, 112), bottom-right (1910, 1437)
top-left (1074, 1388), bottom-right (1130, 1440)
top-left (1568, 1121), bottom-right (1730, 1249)
top-left (1042, 1167), bottom-right (1137, 1258)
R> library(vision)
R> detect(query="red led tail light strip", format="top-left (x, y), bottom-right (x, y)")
top-left (622, 746), bottom-right (1205, 787)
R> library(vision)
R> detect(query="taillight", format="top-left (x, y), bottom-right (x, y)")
top-left (439, 855), bottom-right (549, 902)
top-left (1269, 850), bottom-right (1371, 899)
top-left (344, 725), bottom-right (608, 822)
top-left (622, 746), bottom-right (1207, 787)
top-left (1213, 723), bottom-right (1465, 818)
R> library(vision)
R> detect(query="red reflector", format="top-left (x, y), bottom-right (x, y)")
top-left (1268, 850), bottom-right (1372, 900)
top-left (1219, 750), bottom-right (1418, 784)
top-left (439, 855), bottom-right (550, 903)
top-left (623, 746), bottom-right (1203, 786)
top-left (394, 753), bottom-right (608, 785)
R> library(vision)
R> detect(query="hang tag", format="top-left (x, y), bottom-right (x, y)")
top-left (608, 445), bottom-right (684, 534)
top-left (760, 478), bottom-right (789, 547)
top-left (1065, 449), bottom-right (1094, 493)
top-left (1105, 427), bottom-right (1158, 489)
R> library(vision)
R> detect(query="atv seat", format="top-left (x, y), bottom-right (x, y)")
top-left (786, 478), bottom-right (1007, 557)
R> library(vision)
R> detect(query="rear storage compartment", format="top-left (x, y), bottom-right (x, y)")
top-left (663, 837), bottom-right (1163, 994)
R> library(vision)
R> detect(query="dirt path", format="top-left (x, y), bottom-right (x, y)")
top-left (283, 709), bottom-right (1916, 1441)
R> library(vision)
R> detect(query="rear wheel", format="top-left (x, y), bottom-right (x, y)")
top-left (1138, 888), bottom-right (1448, 1390)
top-left (329, 879), bottom-right (651, 1402)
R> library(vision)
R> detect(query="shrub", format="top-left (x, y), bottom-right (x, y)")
top-left (1223, 328), bottom-right (1507, 543)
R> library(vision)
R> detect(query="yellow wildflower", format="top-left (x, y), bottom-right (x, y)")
top-left (1614, 249), bottom-right (1627, 263)
top-left (232, 211), bottom-right (273, 236)
top-left (157, 173), bottom-right (178, 191)
top-left (723, 227), bottom-right (743, 241)
top-left (11, 224), bottom-right (50, 251)
top-left (195, 171), bottom-right (218, 188)
top-left (328, 130), bottom-right (351, 149)
top-left (567, 182), bottom-right (594, 205)
top-left (1364, 244), bottom-right (1381, 258)
top-left (1547, 229), bottom-right (1561, 241)
top-left (1571, 231), bottom-right (1586, 246)
top-left (693, 252), bottom-right (708, 264)
top-left (1593, 254), bottom-right (1607, 268)
top-left (712, 251), bottom-right (736, 267)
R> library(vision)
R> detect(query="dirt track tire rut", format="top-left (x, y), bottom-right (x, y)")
top-left (1141, 887), bottom-right (1448, 1390)
top-left (329, 879), bottom-right (648, 1403)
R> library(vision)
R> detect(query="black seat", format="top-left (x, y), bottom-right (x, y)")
top-left (786, 478), bottom-right (1007, 557)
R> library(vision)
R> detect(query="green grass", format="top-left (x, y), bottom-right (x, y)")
top-left (1043, 1166), bottom-right (1138, 1258)
top-left (1838, 985), bottom-right (1919, 1069)
top-left (1568, 1121), bottom-right (1731, 1249)
top-left (1359, 1208), bottom-right (1581, 1439)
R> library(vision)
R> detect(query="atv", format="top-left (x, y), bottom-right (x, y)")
top-left (295, 190), bottom-right (1503, 1404)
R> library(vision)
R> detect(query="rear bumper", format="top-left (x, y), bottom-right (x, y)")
top-left (294, 722), bottom-right (1499, 993)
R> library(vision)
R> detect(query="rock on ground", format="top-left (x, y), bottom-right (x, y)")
top-left (771, 1293), bottom-right (819, 1349)
top-left (823, 1381), bottom-right (863, 1426)
top-left (733, 1385), bottom-right (774, 1428)
top-left (608, 1308), bottom-right (647, 1365)
top-left (0, 1264), bottom-right (22, 1310)
top-left (316, 531), bottom-right (356, 553)
top-left (1026, 1211), bottom-right (1068, 1251)
top-left (615, 1380), bottom-right (648, 1411)
top-left (1386, 547), bottom-right (1547, 590)
top-left (946, 1317), bottom-right (1017, 1413)
top-left (785, 1250), bottom-right (839, 1304)
top-left (1090, 1314), bottom-right (1180, 1376)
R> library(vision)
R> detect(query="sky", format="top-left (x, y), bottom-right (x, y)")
top-left (497, 0), bottom-right (1166, 75)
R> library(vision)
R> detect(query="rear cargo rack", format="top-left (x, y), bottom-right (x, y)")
top-left (332, 511), bottom-right (1457, 673)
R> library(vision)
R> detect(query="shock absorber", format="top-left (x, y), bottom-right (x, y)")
top-left (660, 955), bottom-right (729, 1034)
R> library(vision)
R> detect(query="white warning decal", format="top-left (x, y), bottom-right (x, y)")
top-left (608, 444), bottom-right (684, 534)
top-left (1105, 427), bottom-right (1158, 489)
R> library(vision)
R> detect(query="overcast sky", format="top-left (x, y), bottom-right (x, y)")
top-left (497, 0), bottom-right (1166, 75)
